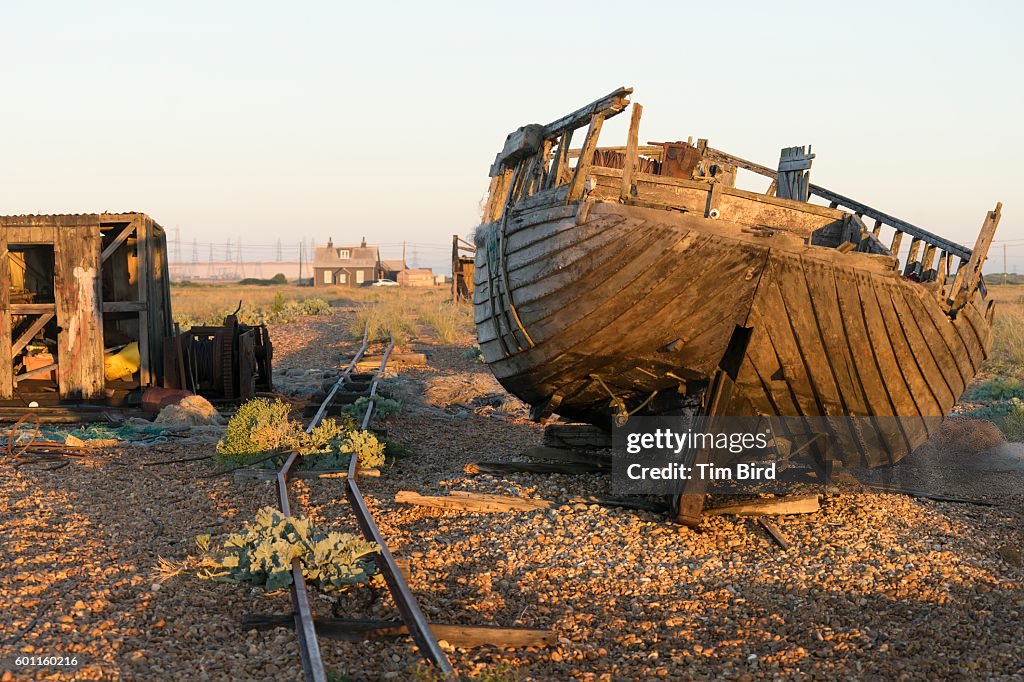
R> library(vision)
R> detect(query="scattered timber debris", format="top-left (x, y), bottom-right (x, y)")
top-left (243, 615), bottom-right (554, 648)
top-left (757, 517), bottom-right (792, 549)
top-left (543, 423), bottom-right (612, 449)
top-left (396, 490), bottom-right (667, 515)
top-left (355, 351), bottom-right (425, 373)
top-left (396, 490), bottom-right (552, 513)
top-left (705, 494), bottom-right (821, 517)
top-left (520, 444), bottom-right (612, 467)
top-left (466, 460), bottom-right (607, 476)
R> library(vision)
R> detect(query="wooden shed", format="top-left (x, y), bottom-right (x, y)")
top-left (1, 213), bottom-right (172, 404)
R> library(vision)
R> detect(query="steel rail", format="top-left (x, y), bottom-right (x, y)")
top-left (276, 451), bottom-right (327, 682)
top-left (274, 329), bottom-right (453, 679)
top-left (307, 325), bottom-right (370, 432)
top-left (274, 325), bottom-right (370, 682)
top-left (345, 337), bottom-right (455, 675)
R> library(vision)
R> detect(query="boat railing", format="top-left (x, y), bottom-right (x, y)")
top-left (703, 147), bottom-right (1001, 312)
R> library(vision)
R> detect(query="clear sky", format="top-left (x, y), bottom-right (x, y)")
top-left (1, 1), bottom-right (1021, 273)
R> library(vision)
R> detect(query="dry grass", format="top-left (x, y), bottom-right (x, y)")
top-left (171, 281), bottom-right (477, 345)
top-left (983, 285), bottom-right (1024, 376)
top-left (343, 288), bottom-right (475, 346)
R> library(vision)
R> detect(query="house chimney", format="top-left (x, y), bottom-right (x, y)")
top-left (361, 236), bottom-right (367, 248)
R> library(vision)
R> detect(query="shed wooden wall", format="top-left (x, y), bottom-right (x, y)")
top-left (1, 213), bottom-right (172, 401)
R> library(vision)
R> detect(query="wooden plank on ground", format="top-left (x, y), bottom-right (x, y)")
top-left (543, 423), bottom-right (612, 449)
top-left (706, 494), bottom-right (820, 516)
top-left (757, 517), bottom-right (792, 549)
top-left (234, 467), bottom-right (380, 482)
top-left (466, 460), bottom-right (608, 476)
top-left (245, 615), bottom-right (554, 648)
top-left (396, 490), bottom-right (552, 513)
top-left (520, 445), bottom-right (611, 466)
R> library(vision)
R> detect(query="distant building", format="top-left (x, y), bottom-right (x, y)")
top-left (397, 268), bottom-right (436, 287)
top-left (313, 237), bottom-right (381, 287)
top-left (381, 259), bottom-right (405, 281)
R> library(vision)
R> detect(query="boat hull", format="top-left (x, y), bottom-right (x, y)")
top-left (474, 199), bottom-right (993, 467)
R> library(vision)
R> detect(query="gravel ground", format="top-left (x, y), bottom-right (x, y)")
top-left (2, 310), bottom-right (1023, 681)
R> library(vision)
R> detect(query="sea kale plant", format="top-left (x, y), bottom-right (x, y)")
top-left (215, 397), bottom-right (389, 469)
top-left (196, 507), bottom-right (378, 592)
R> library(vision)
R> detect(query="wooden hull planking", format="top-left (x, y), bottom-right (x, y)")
top-left (473, 89), bottom-right (1000, 467)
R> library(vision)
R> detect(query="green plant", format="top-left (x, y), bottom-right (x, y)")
top-left (966, 376), bottom-right (1024, 402)
top-left (343, 396), bottom-right (402, 421)
top-left (1003, 397), bottom-right (1024, 441)
top-left (214, 398), bottom-right (349, 468)
top-left (271, 292), bottom-right (286, 314)
top-left (344, 430), bottom-right (386, 468)
top-left (173, 296), bottom-right (333, 330)
top-left (197, 507), bottom-right (378, 593)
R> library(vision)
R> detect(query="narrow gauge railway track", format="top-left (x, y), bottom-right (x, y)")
top-left (273, 329), bottom-right (454, 681)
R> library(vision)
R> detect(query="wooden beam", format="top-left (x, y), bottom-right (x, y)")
top-left (0, 229), bottom-right (11, 399)
top-left (101, 301), bottom-right (147, 313)
top-left (10, 304), bottom-right (57, 315)
top-left (952, 202), bottom-right (1003, 307)
top-left (395, 490), bottom-right (553, 513)
top-left (54, 224), bottom-right (105, 399)
top-left (541, 86), bottom-right (631, 138)
top-left (567, 113), bottom-right (606, 202)
top-left (136, 217), bottom-right (151, 386)
top-left (12, 313), bottom-right (55, 356)
top-left (100, 222), bottom-right (136, 263)
top-left (245, 616), bottom-right (555, 648)
top-left (465, 460), bottom-right (607, 475)
top-left (890, 230), bottom-right (904, 254)
top-left (620, 103), bottom-right (643, 201)
top-left (519, 445), bottom-right (612, 466)
top-left (757, 517), bottom-right (792, 549)
top-left (543, 423), bottom-right (612, 449)
top-left (15, 362), bottom-right (58, 383)
top-left (234, 467), bottom-right (380, 482)
top-left (705, 494), bottom-right (820, 516)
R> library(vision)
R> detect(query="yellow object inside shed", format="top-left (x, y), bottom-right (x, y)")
top-left (104, 342), bottom-right (140, 381)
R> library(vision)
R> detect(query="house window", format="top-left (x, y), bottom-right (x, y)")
top-left (338, 249), bottom-right (350, 259)
top-left (356, 270), bottom-right (365, 284)
top-left (322, 271), bottom-right (332, 285)
top-left (339, 272), bottom-right (347, 284)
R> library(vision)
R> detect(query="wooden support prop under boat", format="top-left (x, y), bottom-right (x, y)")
top-left (674, 325), bottom-right (753, 527)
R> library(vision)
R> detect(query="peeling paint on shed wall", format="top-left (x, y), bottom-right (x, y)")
top-left (54, 226), bottom-right (105, 400)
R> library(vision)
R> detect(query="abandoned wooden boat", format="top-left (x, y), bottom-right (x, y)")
top-left (473, 87), bottom-right (1002, 469)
